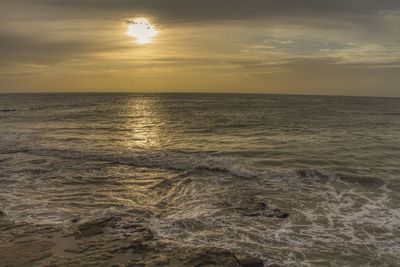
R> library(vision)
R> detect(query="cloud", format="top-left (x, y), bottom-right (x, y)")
top-left (227, 57), bottom-right (400, 95)
top-left (381, 10), bottom-right (400, 34)
top-left (1, 0), bottom-right (399, 25)
top-left (0, 31), bottom-right (110, 65)
top-left (0, 0), bottom-right (399, 95)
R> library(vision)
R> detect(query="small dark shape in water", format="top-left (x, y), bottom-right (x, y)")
top-left (297, 170), bottom-right (308, 178)
top-left (271, 209), bottom-right (289, 219)
top-left (234, 253), bottom-right (264, 267)
top-left (336, 173), bottom-right (385, 188)
top-left (241, 212), bottom-right (262, 217)
top-left (257, 202), bottom-right (267, 208)
top-left (234, 199), bottom-right (288, 219)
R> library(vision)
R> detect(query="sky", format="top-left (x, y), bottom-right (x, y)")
top-left (0, 0), bottom-right (399, 96)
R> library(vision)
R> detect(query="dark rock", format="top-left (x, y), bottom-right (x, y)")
top-left (183, 247), bottom-right (238, 267)
top-left (256, 202), bottom-right (267, 208)
top-left (241, 212), bottom-right (262, 217)
top-left (113, 239), bottom-right (149, 254)
top-left (234, 253), bottom-right (264, 267)
top-left (272, 209), bottom-right (289, 219)
top-left (297, 170), bottom-right (308, 178)
top-left (120, 223), bottom-right (142, 229)
top-left (71, 218), bottom-right (80, 223)
top-left (76, 216), bottom-right (120, 237)
top-left (276, 212), bottom-right (289, 219)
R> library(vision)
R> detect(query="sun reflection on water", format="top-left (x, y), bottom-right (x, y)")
top-left (122, 97), bottom-right (164, 150)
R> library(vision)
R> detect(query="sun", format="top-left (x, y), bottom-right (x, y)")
top-left (126, 18), bottom-right (158, 44)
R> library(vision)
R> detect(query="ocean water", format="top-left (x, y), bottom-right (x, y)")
top-left (0, 93), bottom-right (399, 266)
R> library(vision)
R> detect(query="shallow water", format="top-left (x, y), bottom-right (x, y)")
top-left (0, 93), bottom-right (399, 266)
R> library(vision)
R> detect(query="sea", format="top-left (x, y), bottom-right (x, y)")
top-left (0, 93), bottom-right (399, 266)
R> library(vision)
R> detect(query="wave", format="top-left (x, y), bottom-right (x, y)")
top-left (1, 140), bottom-right (392, 191)
top-left (0, 147), bottom-right (259, 179)
top-left (1, 145), bottom-right (399, 265)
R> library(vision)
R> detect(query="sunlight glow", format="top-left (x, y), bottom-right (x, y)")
top-left (126, 18), bottom-right (158, 44)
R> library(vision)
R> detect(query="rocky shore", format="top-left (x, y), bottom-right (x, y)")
top-left (0, 209), bottom-right (284, 267)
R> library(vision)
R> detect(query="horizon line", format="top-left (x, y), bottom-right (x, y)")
top-left (0, 91), bottom-right (399, 99)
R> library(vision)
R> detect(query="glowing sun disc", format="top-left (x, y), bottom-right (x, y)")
top-left (126, 18), bottom-right (158, 44)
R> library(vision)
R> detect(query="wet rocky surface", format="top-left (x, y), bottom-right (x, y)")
top-left (226, 197), bottom-right (290, 219)
top-left (0, 212), bottom-right (276, 267)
